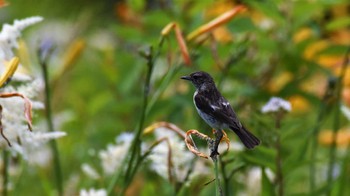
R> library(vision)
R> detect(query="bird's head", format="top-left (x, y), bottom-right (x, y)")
top-left (181, 71), bottom-right (214, 89)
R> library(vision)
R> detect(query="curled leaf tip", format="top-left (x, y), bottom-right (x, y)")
top-left (0, 92), bottom-right (33, 133)
top-left (185, 129), bottom-right (211, 159)
top-left (143, 121), bottom-right (186, 138)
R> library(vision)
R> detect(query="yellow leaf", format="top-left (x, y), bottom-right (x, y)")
top-left (293, 28), bottom-right (313, 43)
top-left (0, 57), bottom-right (19, 87)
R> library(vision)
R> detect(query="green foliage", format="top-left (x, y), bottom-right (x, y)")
top-left (1, 0), bottom-right (349, 195)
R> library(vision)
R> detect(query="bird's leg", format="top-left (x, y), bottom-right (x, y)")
top-left (210, 129), bottom-right (223, 159)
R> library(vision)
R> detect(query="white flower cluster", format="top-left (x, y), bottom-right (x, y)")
top-left (0, 78), bottom-right (67, 166)
top-left (147, 127), bottom-right (210, 183)
top-left (261, 97), bottom-right (292, 113)
top-left (79, 188), bottom-right (107, 196)
top-left (89, 127), bottom-right (211, 186)
top-left (0, 16), bottom-right (68, 167)
top-left (0, 16), bottom-right (43, 81)
top-left (98, 132), bottom-right (135, 175)
top-left (0, 16), bottom-right (43, 60)
top-left (147, 127), bottom-right (193, 181)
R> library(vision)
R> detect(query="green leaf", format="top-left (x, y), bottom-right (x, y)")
top-left (228, 17), bottom-right (256, 33)
top-left (261, 167), bottom-right (275, 196)
top-left (242, 146), bottom-right (276, 172)
top-left (246, 0), bottom-right (284, 24)
top-left (326, 17), bottom-right (350, 31)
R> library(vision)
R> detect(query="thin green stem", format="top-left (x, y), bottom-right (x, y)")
top-left (309, 104), bottom-right (324, 194)
top-left (275, 135), bottom-right (283, 196)
top-left (337, 143), bottom-right (350, 196)
top-left (326, 47), bottom-right (350, 196)
top-left (146, 65), bottom-right (181, 115)
top-left (41, 59), bottom-right (63, 196)
top-left (109, 46), bottom-right (154, 196)
top-left (2, 149), bottom-right (9, 196)
top-left (310, 77), bottom-right (336, 194)
top-left (220, 158), bottom-right (229, 196)
top-left (275, 112), bottom-right (284, 196)
top-left (212, 157), bottom-right (223, 196)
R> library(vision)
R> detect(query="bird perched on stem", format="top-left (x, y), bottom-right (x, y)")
top-left (181, 71), bottom-right (260, 158)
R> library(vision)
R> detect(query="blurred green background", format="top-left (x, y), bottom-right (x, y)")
top-left (1, 0), bottom-right (350, 195)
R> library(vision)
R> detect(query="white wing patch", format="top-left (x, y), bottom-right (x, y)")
top-left (223, 102), bottom-right (230, 107)
top-left (210, 104), bottom-right (220, 110)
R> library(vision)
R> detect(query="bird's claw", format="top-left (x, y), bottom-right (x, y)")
top-left (210, 150), bottom-right (220, 159)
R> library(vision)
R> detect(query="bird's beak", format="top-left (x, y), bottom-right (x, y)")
top-left (181, 75), bottom-right (192, 81)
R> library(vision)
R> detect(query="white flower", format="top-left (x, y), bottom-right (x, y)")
top-left (261, 97), bottom-right (292, 113)
top-left (99, 132), bottom-right (135, 175)
top-left (0, 16), bottom-right (43, 60)
top-left (0, 16), bottom-right (43, 81)
top-left (79, 188), bottom-right (107, 196)
top-left (81, 163), bottom-right (100, 180)
top-left (147, 127), bottom-right (209, 182)
top-left (88, 30), bottom-right (116, 51)
top-left (0, 78), bottom-right (69, 167)
top-left (0, 79), bottom-right (44, 148)
top-left (341, 104), bottom-right (350, 121)
top-left (22, 131), bottom-right (66, 146)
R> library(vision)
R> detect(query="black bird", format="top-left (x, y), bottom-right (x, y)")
top-left (181, 71), bottom-right (260, 157)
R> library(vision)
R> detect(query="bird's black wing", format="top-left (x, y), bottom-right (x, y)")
top-left (194, 91), bottom-right (242, 129)
top-left (194, 91), bottom-right (260, 148)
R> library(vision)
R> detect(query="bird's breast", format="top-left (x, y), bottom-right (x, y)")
top-left (193, 91), bottom-right (225, 130)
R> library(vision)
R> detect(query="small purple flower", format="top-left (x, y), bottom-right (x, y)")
top-left (261, 97), bottom-right (292, 113)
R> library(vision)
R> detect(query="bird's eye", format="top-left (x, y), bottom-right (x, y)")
top-left (192, 75), bottom-right (199, 79)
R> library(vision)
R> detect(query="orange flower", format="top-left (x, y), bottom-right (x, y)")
top-left (299, 74), bottom-right (328, 98)
top-left (303, 40), bottom-right (329, 61)
top-left (293, 28), bottom-right (313, 43)
top-left (342, 87), bottom-right (350, 106)
top-left (114, 2), bottom-right (140, 26)
top-left (211, 26), bottom-right (233, 42)
top-left (319, 129), bottom-right (350, 147)
top-left (288, 95), bottom-right (310, 113)
top-left (267, 72), bottom-right (293, 93)
top-left (0, 0), bottom-right (7, 8)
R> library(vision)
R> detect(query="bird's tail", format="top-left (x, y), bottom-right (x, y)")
top-left (230, 125), bottom-right (260, 149)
